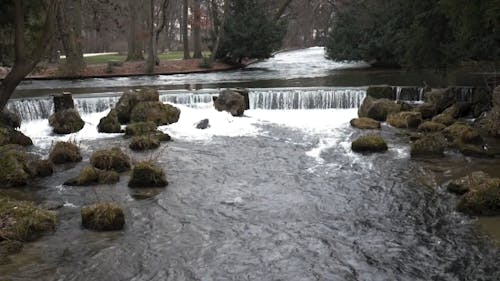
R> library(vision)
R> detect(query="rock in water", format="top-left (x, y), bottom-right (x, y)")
top-left (53, 92), bottom-right (75, 112)
top-left (128, 161), bottom-right (168, 188)
top-left (115, 88), bottom-right (160, 124)
top-left (457, 178), bottom-right (500, 216)
top-left (64, 165), bottom-right (119, 186)
top-left (81, 202), bottom-right (125, 231)
top-left (98, 109), bottom-right (122, 133)
top-left (49, 141), bottom-right (82, 164)
top-left (130, 101), bottom-right (181, 125)
top-left (447, 171), bottom-right (491, 195)
top-left (387, 111), bottom-right (422, 128)
top-left (0, 109), bottom-right (21, 128)
top-left (214, 89), bottom-right (246, 117)
top-left (350, 117), bottom-right (380, 129)
top-left (90, 147), bottom-right (131, 172)
top-left (410, 133), bottom-right (447, 157)
top-left (196, 119), bottom-right (210, 129)
top-left (351, 134), bottom-right (388, 152)
top-left (366, 85), bottom-right (394, 99)
top-left (49, 109), bottom-right (85, 134)
top-left (366, 99), bottom-right (401, 121)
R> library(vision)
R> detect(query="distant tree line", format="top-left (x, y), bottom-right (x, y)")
top-left (325, 0), bottom-right (500, 68)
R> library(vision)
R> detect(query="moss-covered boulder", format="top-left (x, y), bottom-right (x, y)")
top-left (0, 109), bottom-right (21, 129)
top-left (358, 96), bottom-right (375, 118)
top-left (350, 117), bottom-right (381, 129)
top-left (0, 127), bottom-right (32, 146)
top-left (129, 135), bottom-right (161, 151)
top-left (214, 89), bottom-right (247, 117)
top-left (125, 121), bottom-right (157, 136)
top-left (90, 147), bottom-right (131, 172)
top-left (26, 159), bottom-right (54, 178)
top-left (455, 142), bottom-right (492, 158)
top-left (475, 109), bottom-right (500, 138)
top-left (447, 171), bottom-right (491, 195)
top-left (48, 109), bottom-right (85, 134)
top-left (410, 133), bottom-right (447, 157)
top-left (115, 88), bottom-right (160, 124)
top-left (81, 202), bottom-right (125, 231)
top-left (415, 103), bottom-right (436, 119)
top-left (417, 121), bottom-right (446, 133)
top-left (425, 88), bottom-right (455, 113)
top-left (130, 101), bottom-right (181, 125)
top-left (443, 102), bottom-right (471, 118)
top-left (351, 134), bottom-right (388, 152)
top-left (49, 141), bottom-right (82, 164)
top-left (64, 165), bottom-right (120, 186)
top-left (0, 196), bottom-right (56, 241)
top-left (443, 122), bottom-right (482, 144)
top-left (387, 111), bottom-right (422, 128)
top-left (366, 99), bottom-right (401, 121)
top-left (457, 178), bottom-right (500, 216)
top-left (98, 109), bottom-right (122, 133)
top-left (0, 147), bottom-right (30, 187)
top-left (431, 113), bottom-right (456, 126)
top-left (128, 161), bottom-right (168, 187)
top-left (152, 131), bottom-right (171, 142)
top-left (366, 85), bottom-right (393, 99)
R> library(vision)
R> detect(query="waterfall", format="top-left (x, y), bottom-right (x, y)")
top-left (394, 87), bottom-right (425, 101)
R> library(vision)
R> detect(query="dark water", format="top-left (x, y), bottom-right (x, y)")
top-left (1, 47), bottom-right (499, 281)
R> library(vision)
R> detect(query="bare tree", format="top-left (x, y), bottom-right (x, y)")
top-left (182, 0), bottom-right (190, 59)
top-left (192, 0), bottom-right (203, 58)
top-left (126, 0), bottom-right (145, 61)
top-left (146, 0), bottom-right (155, 73)
top-left (210, 0), bottom-right (230, 61)
top-left (56, 0), bottom-right (85, 75)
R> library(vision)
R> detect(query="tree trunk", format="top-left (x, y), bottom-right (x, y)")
top-left (56, 0), bottom-right (85, 75)
top-left (145, 0), bottom-right (155, 73)
top-left (274, 0), bottom-right (294, 21)
top-left (0, 0), bottom-right (57, 111)
top-left (192, 0), bottom-right (203, 58)
top-left (210, 0), bottom-right (230, 61)
top-left (126, 0), bottom-right (145, 61)
top-left (154, 0), bottom-right (170, 65)
top-left (182, 0), bottom-right (190, 59)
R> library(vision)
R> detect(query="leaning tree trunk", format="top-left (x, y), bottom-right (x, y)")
top-left (56, 0), bottom-right (85, 75)
top-left (0, 0), bottom-right (57, 111)
top-left (145, 0), bottom-right (155, 73)
top-left (182, 0), bottom-right (190, 60)
top-left (126, 0), bottom-right (145, 61)
top-left (192, 0), bottom-right (203, 58)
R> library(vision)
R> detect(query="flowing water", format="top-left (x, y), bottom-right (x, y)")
top-left (1, 48), bottom-right (499, 281)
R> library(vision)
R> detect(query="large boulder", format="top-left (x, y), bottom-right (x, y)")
top-left (447, 171), bottom-right (491, 195)
top-left (431, 113), bottom-right (455, 126)
top-left (125, 121), bottom-right (157, 136)
top-left (128, 161), bottom-right (168, 187)
top-left (414, 103), bottom-right (436, 119)
top-left (443, 122), bottom-right (482, 144)
top-left (457, 178), bottom-right (500, 216)
top-left (442, 102), bottom-right (471, 118)
top-left (387, 111), bottom-right (422, 129)
top-left (0, 196), bottom-right (56, 241)
top-left (417, 121), bottom-right (446, 133)
top-left (0, 127), bottom-right (32, 146)
top-left (366, 85), bottom-right (394, 99)
top-left (214, 89), bottom-right (246, 117)
top-left (475, 110), bottom-right (500, 138)
top-left (366, 99), bottom-right (401, 121)
top-left (471, 87), bottom-right (491, 118)
top-left (90, 147), bottom-right (131, 172)
top-left (49, 109), bottom-right (85, 134)
top-left (49, 141), bottom-right (82, 164)
top-left (226, 88), bottom-right (250, 109)
top-left (0, 109), bottom-right (21, 128)
top-left (350, 117), bottom-right (381, 129)
top-left (81, 202), bottom-right (125, 231)
top-left (98, 109), bottom-right (122, 133)
top-left (115, 88), bottom-right (159, 124)
top-left (410, 133), bottom-right (447, 157)
top-left (53, 92), bottom-right (75, 112)
top-left (358, 96), bottom-right (375, 118)
top-left (130, 101), bottom-right (180, 125)
top-left (0, 147), bottom-right (31, 187)
top-left (64, 165), bottom-right (119, 186)
top-left (26, 159), bottom-right (54, 178)
top-left (351, 134), bottom-right (388, 152)
top-left (424, 88), bottom-right (455, 113)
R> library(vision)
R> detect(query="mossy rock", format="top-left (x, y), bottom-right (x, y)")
top-left (49, 141), bottom-right (82, 164)
top-left (130, 101), bottom-right (181, 125)
top-left (410, 133), bottom-right (447, 157)
top-left (0, 109), bottom-right (21, 129)
top-left (457, 178), bottom-right (500, 216)
top-left (26, 159), bottom-right (54, 178)
top-left (129, 135), bottom-right (161, 151)
top-left (366, 85), bottom-right (394, 99)
top-left (351, 134), bottom-right (388, 152)
top-left (443, 102), bottom-right (471, 118)
top-left (0, 196), bottom-right (56, 241)
top-left (90, 147), bottom-right (131, 172)
top-left (64, 165), bottom-right (120, 186)
top-left (97, 109), bottom-right (122, 133)
top-left (81, 202), bottom-right (125, 231)
top-left (424, 88), bottom-right (455, 113)
top-left (418, 121), bottom-right (446, 133)
top-left (387, 111), bottom-right (422, 129)
top-left (152, 131), bottom-right (171, 142)
top-left (128, 161), bottom-right (168, 188)
top-left (358, 96), bottom-right (375, 118)
top-left (350, 117), bottom-right (381, 129)
top-left (448, 171), bottom-right (491, 195)
top-left (443, 122), bottom-right (482, 144)
top-left (366, 99), bottom-right (401, 121)
top-left (0, 127), bottom-right (32, 146)
top-left (455, 142), bottom-right (492, 158)
top-left (475, 109), bottom-right (500, 138)
top-left (115, 88), bottom-right (160, 124)
top-left (414, 103), bottom-right (436, 119)
top-left (0, 240), bottom-right (23, 257)
top-left (431, 113), bottom-right (455, 126)
top-left (48, 109), bottom-right (85, 134)
top-left (125, 121), bottom-right (157, 136)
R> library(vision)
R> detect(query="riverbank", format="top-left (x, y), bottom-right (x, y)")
top-left (0, 58), bottom-right (242, 81)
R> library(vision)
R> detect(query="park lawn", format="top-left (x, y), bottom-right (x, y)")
top-left (79, 51), bottom-right (211, 65)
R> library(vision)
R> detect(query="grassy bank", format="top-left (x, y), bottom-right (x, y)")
top-left (66, 51), bottom-right (212, 65)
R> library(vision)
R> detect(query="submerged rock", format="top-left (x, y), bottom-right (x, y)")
top-left (128, 161), bottom-right (168, 188)
top-left (98, 109), bottom-right (122, 133)
top-left (410, 133), bottom-right (447, 157)
top-left (457, 178), bottom-right (500, 216)
top-left (49, 109), bottom-right (85, 134)
top-left (129, 135), bottom-right (161, 151)
top-left (64, 165), bottom-right (120, 186)
top-left (417, 121), bottom-right (446, 133)
top-left (130, 101), bottom-right (181, 125)
top-left (448, 171), bottom-right (491, 195)
top-left (81, 202), bottom-right (125, 231)
top-left (350, 117), bottom-right (381, 129)
top-left (0, 196), bottom-right (56, 241)
top-left (387, 111), bottom-right (422, 128)
top-left (196, 119), bottom-right (210, 129)
top-left (115, 88), bottom-right (159, 124)
top-left (90, 147), bottom-right (131, 172)
top-left (214, 89), bottom-right (246, 117)
top-left (351, 134), bottom-right (388, 152)
top-left (125, 121), bottom-right (157, 136)
top-left (49, 141), bottom-right (82, 164)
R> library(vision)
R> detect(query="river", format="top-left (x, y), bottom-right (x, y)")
top-left (1, 47), bottom-right (499, 281)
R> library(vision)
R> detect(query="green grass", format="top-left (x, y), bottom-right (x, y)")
top-left (73, 51), bottom-right (212, 65)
